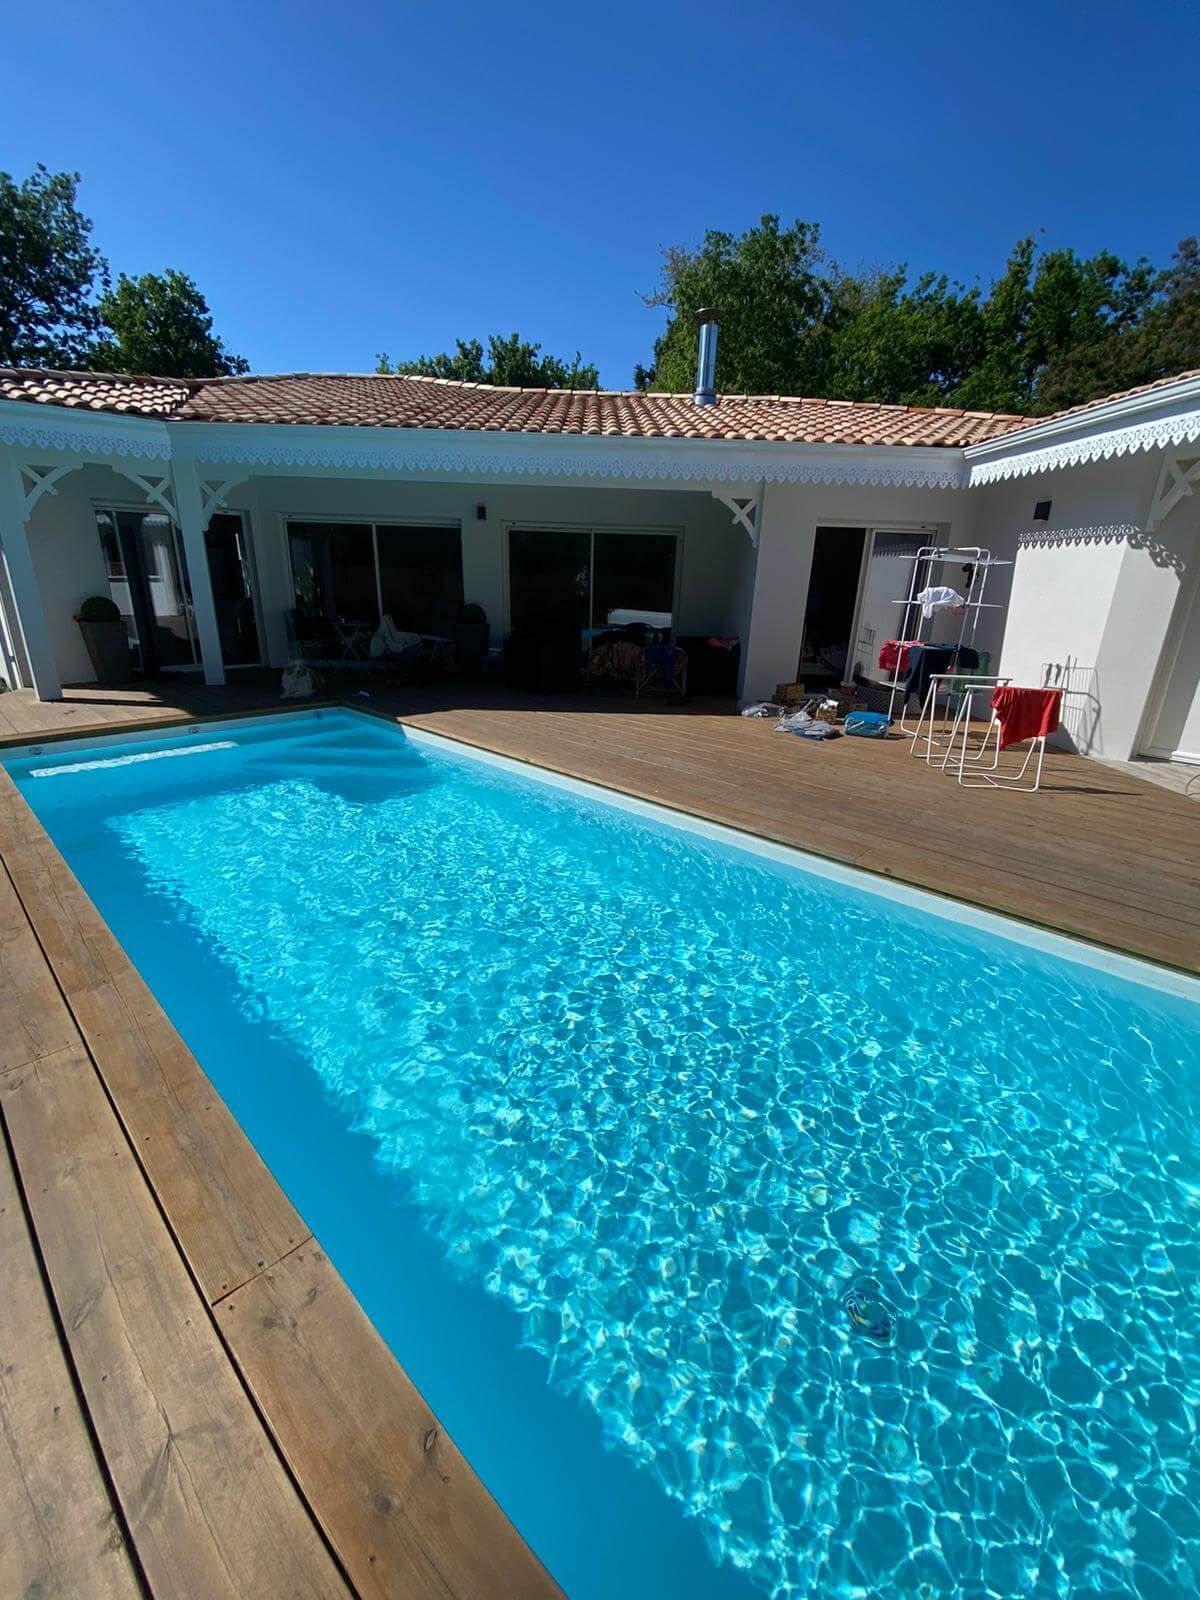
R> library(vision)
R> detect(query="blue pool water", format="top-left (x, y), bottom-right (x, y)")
top-left (7, 709), bottom-right (1200, 1600)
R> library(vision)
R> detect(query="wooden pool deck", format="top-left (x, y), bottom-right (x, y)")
top-left (0, 674), bottom-right (1197, 1598)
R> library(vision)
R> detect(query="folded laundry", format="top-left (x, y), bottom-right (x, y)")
top-left (991, 686), bottom-right (1062, 750)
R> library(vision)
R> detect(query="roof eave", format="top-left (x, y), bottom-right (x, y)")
top-left (965, 372), bottom-right (1200, 483)
top-left (168, 420), bottom-right (969, 488)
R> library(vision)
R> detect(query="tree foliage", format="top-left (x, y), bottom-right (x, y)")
top-left (638, 216), bottom-right (1200, 415)
top-left (0, 167), bottom-right (247, 376)
top-left (0, 165), bottom-right (108, 366)
top-left (377, 332), bottom-right (599, 389)
top-left (91, 269), bottom-right (249, 377)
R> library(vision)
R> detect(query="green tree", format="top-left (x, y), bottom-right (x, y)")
top-left (1132, 236), bottom-right (1200, 380)
top-left (636, 218), bottom-right (1198, 415)
top-left (377, 332), bottom-right (599, 388)
top-left (953, 240), bottom-right (1156, 414)
top-left (91, 269), bottom-right (248, 377)
top-left (0, 165), bottom-right (108, 366)
top-left (822, 267), bottom-right (984, 406)
top-left (639, 216), bottom-right (827, 394)
top-left (1036, 236), bottom-right (1199, 410)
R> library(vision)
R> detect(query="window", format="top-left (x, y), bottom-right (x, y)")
top-left (508, 527), bottom-right (679, 639)
top-left (287, 522), bottom-right (377, 625)
top-left (590, 532), bottom-right (677, 630)
top-left (508, 528), bottom-right (590, 634)
top-left (287, 520), bottom-right (464, 636)
top-left (377, 525), bottom-right (463, 635)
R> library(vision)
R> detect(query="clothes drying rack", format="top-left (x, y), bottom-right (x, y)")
top-left (881, 545), bottom-right (1011, 746)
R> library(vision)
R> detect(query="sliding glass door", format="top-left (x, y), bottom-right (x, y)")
top-left (96, 509), bottom-right (199, 672)
top-left (508, 529), bottom-right (591, 634)
top-left (96, 508), bottom-right (264, 674)
top-left (590, 532), bottom-right (677, 629)
top-left (508, 527), bottom-right (679, 639)
top-left (287, 521), bottom-right (464, 637)
top-left (377, 525), bottom-right (464, 635)
top-left (205, 513), bottom-right (263, 666)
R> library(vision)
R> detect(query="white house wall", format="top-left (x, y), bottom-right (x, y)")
top-left (24, 463), bottom-right (137, 683)
top-left (20, 465), bottom-right (759, 682)
top-left (975, 453), bottom-right (1194, 759)
top-left (244, 475), bottom-right (756, 668)
top-left (739, 481), bottom-right (978, 702)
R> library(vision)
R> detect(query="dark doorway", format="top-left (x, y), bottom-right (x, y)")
top-left (798, 527), bottom-right (867, 683)
top-left (206, 513), bottom-right (263, 666)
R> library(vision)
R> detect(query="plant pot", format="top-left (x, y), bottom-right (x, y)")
top-left (454, 620), bottom-right (489, 670)
top-left (77, 616), bottom-right (133, 684)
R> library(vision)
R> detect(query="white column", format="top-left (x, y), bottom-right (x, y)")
top-left (172, 460), bottom-right (226, 687)
top-left (738, 483), bottom-right (817, 702)
top-left (0, 457), bottom-right (61, 701)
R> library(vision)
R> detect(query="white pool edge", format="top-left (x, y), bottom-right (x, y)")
top-left (5, 705), bottom-right (1198, 1006)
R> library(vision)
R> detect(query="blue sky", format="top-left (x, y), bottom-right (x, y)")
top-left (4, 0), bottom-right (1198, 387)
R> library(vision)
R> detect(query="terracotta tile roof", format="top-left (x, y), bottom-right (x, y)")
top-left (179, 373), bottom-right (1032, 446)
top-left (1033, 367), bottom-right (1200, 426)
top-left (2, 365), bottom-right (1197, 449)
top-left (0, 364), bottom-right (1026, 445)
top-left (0, 367), bottom-right (189, 416)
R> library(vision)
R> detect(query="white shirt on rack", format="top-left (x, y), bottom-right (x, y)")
top-left (915, 586), bottom-right (967, 619)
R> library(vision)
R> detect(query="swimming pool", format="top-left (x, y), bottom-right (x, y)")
top-left (6, 708), bottom-right (1199, 1600)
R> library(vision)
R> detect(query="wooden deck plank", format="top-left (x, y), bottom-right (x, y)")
top-left (221, 1244), bottom-right (561, 1600)
top-left (0, 1046), bottom-right (352, 1600)
top-left (0, 1125), bottom-right (143, 1600)
top-left (0, 862), bottom-right (79, 1073)
top-left (0, 774), bottom-right (309, 1301)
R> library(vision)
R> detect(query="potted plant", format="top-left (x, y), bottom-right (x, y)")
top-left (75, 595), bottom-right (132, 684)
top-left (453, 601), bottom-right (489, 671)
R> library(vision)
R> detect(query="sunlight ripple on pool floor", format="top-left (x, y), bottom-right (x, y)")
top-left (91, 728), bottom-right (1200, 1600)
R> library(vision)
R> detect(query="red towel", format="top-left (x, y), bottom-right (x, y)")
top-left (879, 639), bottom-right (917, 674)
top-left (991, 686), bottom-right (1062, 750)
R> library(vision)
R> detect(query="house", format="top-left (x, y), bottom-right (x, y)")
top-left (1, 324), bottom-right (1198, 766)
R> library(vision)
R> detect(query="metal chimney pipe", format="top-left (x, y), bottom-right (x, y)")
top-left (693, 308), bottom-right (720, 406)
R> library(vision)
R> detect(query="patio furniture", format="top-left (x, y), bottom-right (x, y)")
top-left (635, 644), bottom-right (688, 698)
top-left (287, 607), bottom-right (342, 665)
top-left (420, 634), bottom-right (455, 670)
top-left (332, 619), bottom-right (373, 665)
top-left (909, 667), bottom-right (1009, 766)
top-left (942, 682), bottom-right (1064, 793)
top-left (676, 635), bottom-right (740, 696)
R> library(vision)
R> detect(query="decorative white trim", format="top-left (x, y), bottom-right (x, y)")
top-left (711, 486), bottom-right (763, 545)
top-left (1146, 451), bottom-right (1200, 530)
top-left (199, 475), bottom-right (249, 524)
top-left (120, 470), bottom-right (177, 518)
top-left (0, 398), bottom-right (964, 489)
top-left (16, 463), bottom-right (74, 516)
top-left (0, 400), bottom-right (172, 461)
top-left (966, 404), bottom-right (1200, 485)
top-left (174, 423), bottom-right (967, 489)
